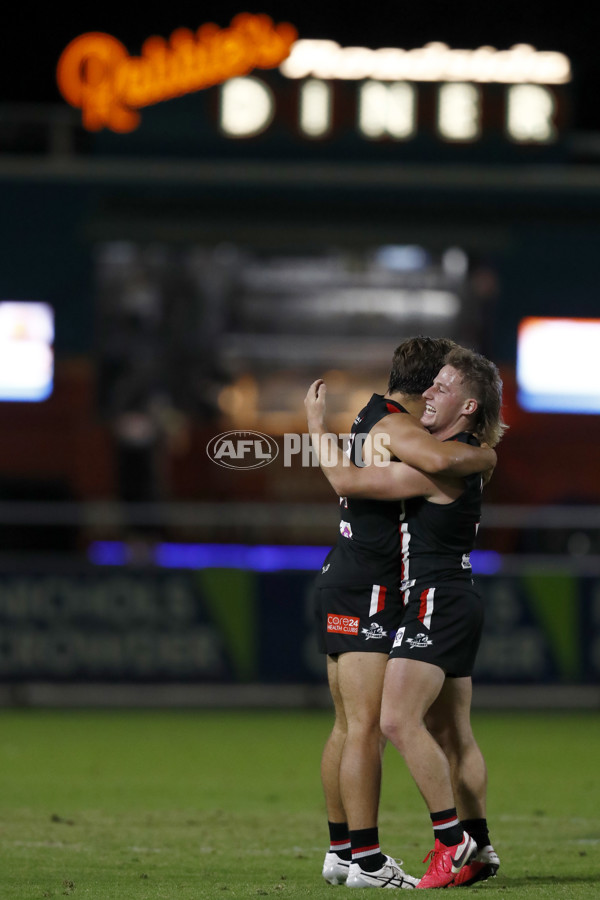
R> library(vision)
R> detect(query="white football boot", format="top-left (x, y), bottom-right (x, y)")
top-left (347, 855), bottom-right (418, 888)
top-left (322, 851), bottom-right (350, 884)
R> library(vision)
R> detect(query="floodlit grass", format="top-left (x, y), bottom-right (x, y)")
top-left (0, 709), bottom-right (598, 898)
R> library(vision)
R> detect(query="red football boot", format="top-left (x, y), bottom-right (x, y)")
top-left (416, 833), bottom-right (477, 889)
top-left (450, 845), bottom-right (500, 887)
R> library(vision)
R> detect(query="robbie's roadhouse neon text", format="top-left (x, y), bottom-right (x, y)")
top-left (56, 14), bottom-right (570, 144)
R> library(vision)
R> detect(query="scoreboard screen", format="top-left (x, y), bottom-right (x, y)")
top-left (517, 317), bottom-right (600, 414)
top-left (0, 302), bottom-right (54, 402)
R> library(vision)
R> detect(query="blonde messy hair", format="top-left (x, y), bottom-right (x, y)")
top-left (444, 347), bottom-right (508, 448)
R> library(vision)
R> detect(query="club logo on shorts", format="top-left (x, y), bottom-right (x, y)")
top-left (406, 632), bottom-right (433, 649)
top-left (393, 627), bottom-right (405, 648)
top-left (327, 614), bottom-right (360, 635)
top-left (361, 622), bottom-right (387, 640)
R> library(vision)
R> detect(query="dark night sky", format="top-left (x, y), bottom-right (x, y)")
top-left (6, 2), bottom-right (600, 129)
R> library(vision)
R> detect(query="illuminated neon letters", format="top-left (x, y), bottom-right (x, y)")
top-left (56, 14), bottom-right (297, 132)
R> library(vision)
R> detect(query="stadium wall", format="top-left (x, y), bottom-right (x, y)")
top-left (0, 565), bottom-right (598, 707)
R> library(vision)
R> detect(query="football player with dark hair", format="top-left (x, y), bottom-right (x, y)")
top-left (306, 347), bottom-right (505, 889)
top-left (307, 338), bottom-right (496, 889)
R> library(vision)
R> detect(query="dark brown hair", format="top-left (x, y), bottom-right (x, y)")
top-left (388, 336), bottom-right (457, 396)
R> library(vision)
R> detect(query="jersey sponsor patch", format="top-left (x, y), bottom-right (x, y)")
top-left (327, 614), bottom-right (360, 635)
top-left (361, 621), bottom-right (387, 640)
top-left (340, 519), bottom-right (353, 539)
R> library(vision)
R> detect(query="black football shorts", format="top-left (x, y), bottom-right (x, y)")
top-left (314, 583), bottom-right (404, 656)
top-left (389, 583), bottom-right (483, 677)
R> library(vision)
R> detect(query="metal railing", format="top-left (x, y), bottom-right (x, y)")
top-left (0, 500), bottom-right (597, 528)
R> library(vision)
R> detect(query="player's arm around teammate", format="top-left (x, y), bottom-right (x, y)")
top-left (305, 379), bottom-right (495, 493)
top-left (307, 355), bottom-right (505, 888)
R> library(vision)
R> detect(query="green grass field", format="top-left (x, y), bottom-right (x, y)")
top-left (0, 708), bottom-right (598, 898)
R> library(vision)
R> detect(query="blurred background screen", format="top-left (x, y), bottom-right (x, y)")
top-left (0, 302), bottom-right (54, 402)
top-left (95, 241), bottom-right (472, 433)
top-left (517, 317), bottom-right (600, 413)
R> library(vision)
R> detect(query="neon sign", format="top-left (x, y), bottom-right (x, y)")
top-left (56, 14), bottom-right (297, 133)
top-left (280, 41), bottom-right (571, 85)
top-left (56, 19), bottom-right (570, 146)
top-left (216, 79), bottom-right (561, 144)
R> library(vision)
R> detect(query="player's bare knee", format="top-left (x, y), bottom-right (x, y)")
top-left (380, 711), bottom-right (411, 754)
top-left (346, 712), bottom-right (382, 742)
top-left (331, 717), bottom-right (348, 741)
